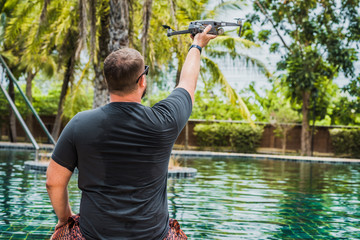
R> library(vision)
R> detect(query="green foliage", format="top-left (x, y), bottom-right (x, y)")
top-left (247, 0), bottom-right (360, 154)
top-left (191, 90), bottom-right (245, 120)
top-left (32, 85), bottom-right (59, 116)
top-left (257, 30), bottom-right (271, 43)
top-left (243, 80), bottom-right (302, 122)
top-left (63, 85), bottom-right (93, 120)
top-left (193, 123), bottom-right (231, 148)
top-left (330, 128), bottom-right (360, 158)
top-left (240, 22), bottom-right (255, 42)
top-left (229, 124), bottom-right (263, 153)
top-left (142, 90), bottom-right (171, 107)
top-left (269, 101), bottom-right (300, 137)
top-left (343, 75), bottom-right (360, 121)
top-left (269, 42), bottom-right (279, 53)
top-left (194, 123), bottom-right (263, 153)
top-left (0, 81), bottom-right (92, 120)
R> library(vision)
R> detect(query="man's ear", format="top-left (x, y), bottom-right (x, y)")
top-left (139, 75), bottom-right (146, 87)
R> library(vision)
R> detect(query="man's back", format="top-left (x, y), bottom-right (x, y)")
top-left (52, 88), bottom-right (192, 239)
top-left (47, 28), bottom-right (215, 240)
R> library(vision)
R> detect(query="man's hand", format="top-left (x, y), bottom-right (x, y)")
top-left (191, 25), bottom-right (217, 48)
top-left (54, 211), bottom-right (75, 230)
top-left (55, 219), bottom-right (68, 230)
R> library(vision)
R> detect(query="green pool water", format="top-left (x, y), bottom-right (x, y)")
top-left (0, 149), bottom-right (360, 239)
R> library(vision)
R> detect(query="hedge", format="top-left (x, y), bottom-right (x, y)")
top-left (330, 128), bottom-right (360, 158)
top-left (194, 123), bottom-right (263, 153)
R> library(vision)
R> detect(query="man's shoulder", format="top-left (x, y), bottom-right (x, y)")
top-left (172, 87), bottom-right (191, 98)
top-left (153, 88), bottom-right (191, 106)
top-left (70, 107), bottom-right (105, 124)
top-left (77, 107), bottom-right (103, 116)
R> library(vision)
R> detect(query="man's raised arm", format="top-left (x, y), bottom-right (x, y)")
top-left (176, 25), bottom-right (217, 103)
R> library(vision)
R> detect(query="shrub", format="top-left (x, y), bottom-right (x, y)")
top-left (193, 123), bottom-right (231, 149)
top-left (229, 124), bottom-right (263, 153)
top-left (330, 128), bottom-right (360, 158)
top-left (194, 123), bottom-right (263, 153)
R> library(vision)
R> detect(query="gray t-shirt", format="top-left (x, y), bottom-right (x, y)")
top-left (52, 88), bottom-right (192, 240)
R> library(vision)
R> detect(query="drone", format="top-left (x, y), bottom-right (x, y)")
top-left (163, 19), bottom-right (243, 37)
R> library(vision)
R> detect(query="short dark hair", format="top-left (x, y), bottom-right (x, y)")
top-left (103, 48), bottom-right (144, 94)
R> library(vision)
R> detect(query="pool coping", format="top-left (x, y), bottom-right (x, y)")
top-left (1, 142), bottom-right (360, 164)
top-left (172, 150), bottom-right (360, 164)
top-left (0, 142), bottom-right (54, 150)
top-left (24, 160), bottom-right (198, 178)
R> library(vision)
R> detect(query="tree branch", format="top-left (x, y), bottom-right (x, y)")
top-left (254, 0), bottom-right (293, 54)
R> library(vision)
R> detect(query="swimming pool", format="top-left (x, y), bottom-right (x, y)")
top-left (0, 149), bottom-right (359, 239)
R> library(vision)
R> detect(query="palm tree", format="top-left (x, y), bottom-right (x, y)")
top-left (109, 0), bottom-right (129, 51)
top-left (145, 0), bottom-right (270, 122)
top-left (92, 0), bottom-right (130, 108)
top-left (47, 0), bottom-right (84, 139)
top-left (2, 0), bottom-right (57, 139)
top-left (4, 0), bottom-right (86, 140)
top-left (92, 0), bottom-right (111, 108)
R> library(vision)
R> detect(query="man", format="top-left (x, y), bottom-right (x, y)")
top-left (46, 25), bottom-right (216, 239)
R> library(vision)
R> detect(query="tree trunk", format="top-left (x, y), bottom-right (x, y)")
top-left (93, 0), bottom-right (110, 108)
top-left (141, 0), bottom-right (153, 57)
top-left (175, 68), bottom-right (181, 86)
top-left (108, 0), bottom-right (129, 52)
top-left (301, 91), bottom-right (311, 156)
top-left (25, 71), bottom-right (36, 133)
top-left (141, 0), bottom-right (153, 104)
top-left (93, 63), bottom-right (109, 108)
top-left (8, 80), bottom-right (16, 142)
top-left (282, 128), bottom-right (288, 155)
top-left (170, 0), bottom-right (183, 87)
top-left (39, 0), bottom-right (51, 23)
top-left (51, 54), bottom-right (76, 140)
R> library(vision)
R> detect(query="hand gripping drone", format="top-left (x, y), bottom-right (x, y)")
top-left (163, 19), bottom-right (243, 37)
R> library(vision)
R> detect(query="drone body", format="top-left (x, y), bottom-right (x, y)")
top-left (163, 19), bottom-right (243, 37)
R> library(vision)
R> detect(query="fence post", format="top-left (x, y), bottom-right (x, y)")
top-left (185, 122), bottom-right (189, 150)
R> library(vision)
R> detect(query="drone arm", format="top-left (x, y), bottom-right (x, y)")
top-left (167, 29), bottom-right (192, 37)
top-left (218, 21), bottom-right (243, 36)
top-left (221, 22), bottom-right (241, 27)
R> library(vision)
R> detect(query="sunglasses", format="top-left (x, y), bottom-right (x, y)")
top-left (135, 65), bottom-right (149, 83)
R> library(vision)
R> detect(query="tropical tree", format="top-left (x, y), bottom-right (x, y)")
top-left (246, 0), bottom-right (360, 155)
top-left (42, 0), bottom-right (83, 140)
top-left (92, 0), bottom-right (130, 108)
top-left (0, 0), bottom-right (25, 141)
top-left (0, 0), bottom-right (271, 143)
top-left (92, 0), bottom-right (110, 108)
top-left (3, 0), bottom-right (88, 140)
top-left (138, 0), bottom-right (270, 122)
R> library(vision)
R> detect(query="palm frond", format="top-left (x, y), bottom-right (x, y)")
top-left (5, 1), bottom-right (37, 42)
top-left (205, 1), bottom-right (244, 19)
top-left (205, 48), bottom-right (271, 78)
top-left (67, 58), bottom-right (92, 117)
top-left (209, 35), bottom-right (259, 49)
top-left (201, 56), bottom-right (254, 126)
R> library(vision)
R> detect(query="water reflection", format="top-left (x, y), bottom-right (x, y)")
top-left (167, 158), bottom-right (360, 239)
top-left (0, 151), bottom-right (360, 239)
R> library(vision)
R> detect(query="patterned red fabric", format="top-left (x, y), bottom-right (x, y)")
top-left (51, 214), bottom-right (85, 240)
top-left (163, 218), bottom-right (188, 240)
top-left (51, 214), bottom-right (187, 240)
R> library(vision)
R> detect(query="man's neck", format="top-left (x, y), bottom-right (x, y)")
top-left (109, 93), bottom-right (141, 103)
